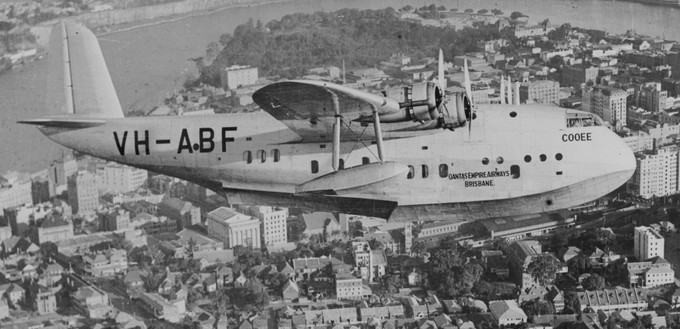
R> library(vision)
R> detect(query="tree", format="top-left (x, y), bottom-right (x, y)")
top-left (510, 11), bottom-right (527, 19)
top-left (491, 8), bottom-right (503, 15)
top-left (186, 237), bottom-right (197, 260)
top-left (521, 298), bottom-right (554, 318)
top-left (437, 5), bottom-right (446, 11)
top-left (464, 8), bottom-right (474, 13)
top-left (526, 254), bottom-right (561, 286)
top-left (229, 277), bottom-right (270, 311)
top-left (400, 5), bottom-right (413, 12)
top-left (477, 9), bottom-right (489, 14)
top-left (582, 273), bottom-right (606, 291)
top-left (410, 241), bottom-right (427, 255)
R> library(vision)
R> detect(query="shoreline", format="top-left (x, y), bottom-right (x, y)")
top-left (94, 0), bottom-right (297, 36)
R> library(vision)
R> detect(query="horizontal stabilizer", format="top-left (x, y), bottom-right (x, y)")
top-left (296, 161), bottom-right (408, 194)
top-left (18, 117), bottom-right (106, 129)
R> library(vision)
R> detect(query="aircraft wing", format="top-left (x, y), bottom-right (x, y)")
top-left (252, 80), bottom-right (400, 121)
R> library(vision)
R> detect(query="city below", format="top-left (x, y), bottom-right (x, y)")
top-left (4, 1), bottom-right (680, 329)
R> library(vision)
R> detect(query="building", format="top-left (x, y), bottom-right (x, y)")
top-left (520, 80), bottom-right (560, 104)
top-left (139, 292), bottom-right (186, 323)
top-left (576, 288), bottom-right (647, 313)
top-left (668, 52), bottom-right (680, 79)
top-left (0, 172), bottom-right (32, 212)
top-left (96, 163), bottom-right (148, 194)
top-left (634, 226), bottom-right (665, 261)
top-left (82, 249), bottom-right (128, 277)
top-left (506, 240), bottom-right (544, 289)
top-left (636, 83), bottom-right (667, 113)
top-left (47, 154), bottom-right (77, 194)
top-left (100, 208), bottom-right (130, 232)
top-left (72, 285), bottom-right (111, 319)
top-left (514, 24), bottom-right (557, 38)
top-left (157, 197), bottom-right (201, 231)
top-left (250, 206), bottom-right (288, 247)
top-left (67, 171), bottom-right (99, 215)
top-left (303, 212), bottom-right (342, 237)
top-left (418, 220), bottom-right (464, 238)
top-left (207, 207), bottom-right (261, 249)
top-left (335, 273), bottom-right (366, 300)
top-left (561, 65), bottom-right (599, 88)
top-left (582, 85), bottom-right (628, 127)
top-left (31, 176), bottom-right (53, 204)
top-left (29, 215), bottom-right (74, 244)
top-left (479, 212), bottom-right (576, 241)
top-left (0, 225), bottom-right (10, 244)
top-left (629, 147), bottom-right (679, 199)
top-left (220, 65), bottom-right (258, 90)
top-left (627, 257), bottom-right (674, 288)
top-left (35, 286), bottom-right (57, 314)
top-left (303, 307), bottom-right (359, 326)
top-left (489, 300), bottom-right (528, 326)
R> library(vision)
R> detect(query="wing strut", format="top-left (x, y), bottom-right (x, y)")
top-left (372, 105), bottom-right (385, 163)
top-left (331, 92), bottom-right (341, 171)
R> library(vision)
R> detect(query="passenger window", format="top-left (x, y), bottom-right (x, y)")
top-left (362, 157), bottom-right (370, 165)
top-left (243, 151), bottom-right (252, 164)
top-left (257, 150), bottom-right (266, 163)
top-left (311, 160), bottom-right (319, 174)
top-left (407, 165), bottom-right (414, 179)
top-left (511, 165), bottom-right (520, 179)
top-left (439, 164), bottom-right (448, 178)
top-left (421, 165), bottom-right (429, 178)
top-left (540, 154), bottom-right (547, 162)
top-left (272, 149), bottom-right (280, 162)
top-left (482, 157), bottom-right (489, 165)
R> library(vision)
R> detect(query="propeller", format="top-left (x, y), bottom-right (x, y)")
top-left (463, 58), bottom-right (475, 135)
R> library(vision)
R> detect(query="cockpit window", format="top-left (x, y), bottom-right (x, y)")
top-left (566, 111), bottom-right (603, 128)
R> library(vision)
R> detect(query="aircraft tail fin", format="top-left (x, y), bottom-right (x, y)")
top-left (46, 22), bottom-right (124, 119)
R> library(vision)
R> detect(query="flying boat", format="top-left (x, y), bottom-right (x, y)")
top-left (20, 22), bottom-right (636, 222)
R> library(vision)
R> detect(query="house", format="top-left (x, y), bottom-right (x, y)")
top-left (489, 300), bottom-right (528, 326)
top-left (35, 285), bottom-right (57, 314)
top-left (0, 283), bottom-right (25, 305)
top-left (576, 288), bottom-right (647, 313)
top-left (216, 266), bottom-right (234, 288)
top-left (588, 247), bottom-right (620, 267)
top-left (561, 246), bottom-right (581, 262)
top-left (441, 300), bottom-right (462, 314)
top-left (282, 280), bottom-right (299, 300)
top-left (278, 262), bottom-right (295, 280)
top-left (302, 212), bottom-right (341, 237)
top-left (72, 285), bottom-right (112, 319)
top-left (359, 304), bottom-right (404, 321)
top-left (407, 269), bottom-right (422, 286)
top-left (203, 276), bottom-right (217, 293)
top-left (82, 249), bottom-right (128, 277)
top-left (124, 270), bottom-right (145, 294)
top-left (139, 292), bottom-right (186, 323)
top-left (304, 307), bottom-right (359, 326)
top-left (547, 286), bottom-right (566, 313)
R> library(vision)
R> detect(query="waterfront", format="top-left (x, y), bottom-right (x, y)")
top-left (1, 0), bottom-right (680, 173)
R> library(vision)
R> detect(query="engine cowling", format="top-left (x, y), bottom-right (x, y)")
top-left (378, 82), bottom-right (443, 123)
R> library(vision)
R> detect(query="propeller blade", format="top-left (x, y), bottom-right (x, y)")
top-left (438, 49), bottom-right (446, 90)
top-left (463, 59), bottom-right (474, 135)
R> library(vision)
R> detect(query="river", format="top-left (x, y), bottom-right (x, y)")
top-left (1, 0), bottom-right (679, 174)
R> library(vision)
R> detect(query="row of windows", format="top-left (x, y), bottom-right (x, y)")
top-left (243, 149), bottom-right (280, 164)
top-left (310, 157), bottom-right (373, 174)
top-left (405, 164), bottom-right (521, 179)
top-left (524, 153), bottom-right (563, 163)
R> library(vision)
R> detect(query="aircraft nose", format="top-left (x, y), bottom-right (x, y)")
top-left (614, 136), bottom-right (637, 180)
